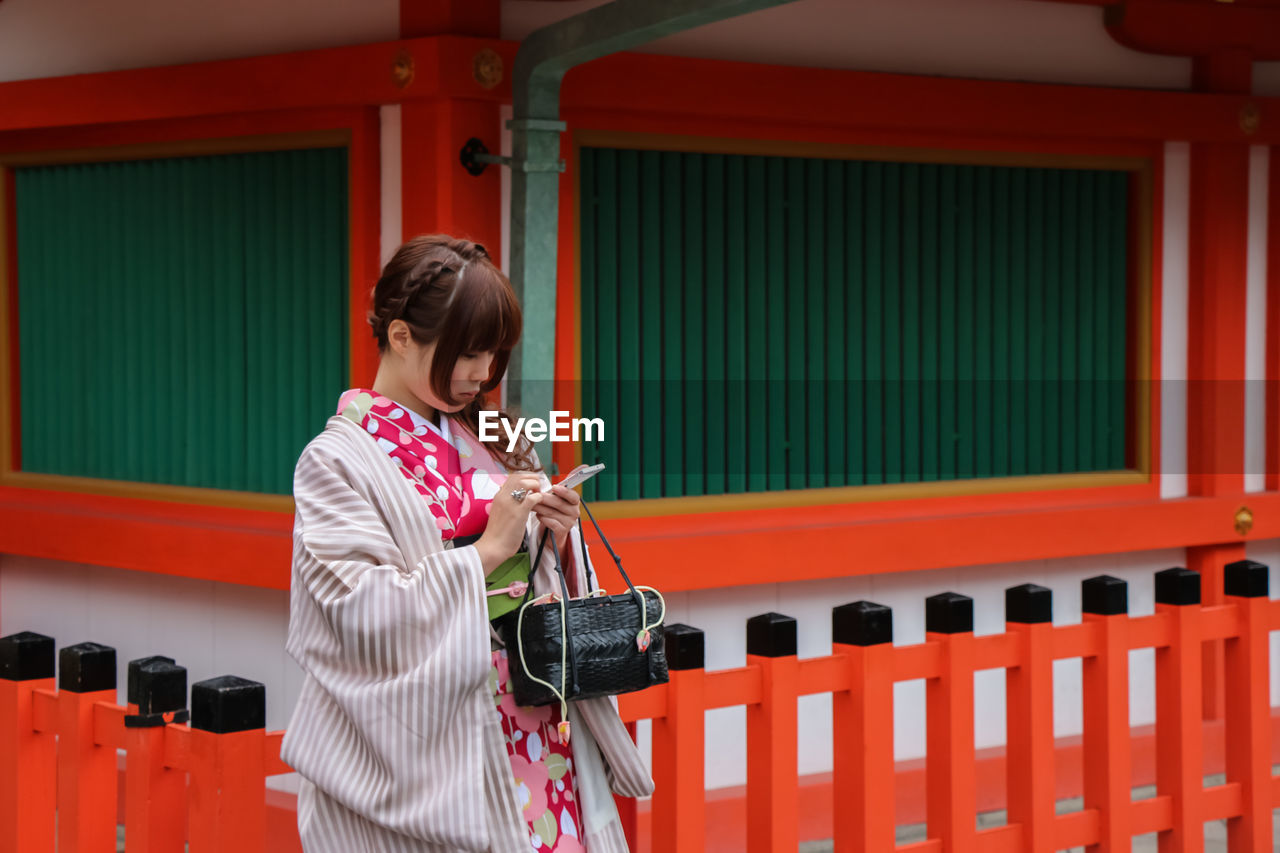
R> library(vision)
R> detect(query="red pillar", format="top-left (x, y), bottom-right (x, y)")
top-left (398, 0), bottom-right (503, 252)
top-left (1185, 48), bottom-right (1253, 720)
top-left (400, 99), bottom-right (503, 251)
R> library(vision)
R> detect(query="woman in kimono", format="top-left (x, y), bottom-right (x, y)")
top-left (282, 234), bottom-right (652, 852)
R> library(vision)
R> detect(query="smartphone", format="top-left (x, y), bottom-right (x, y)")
top-left (544, 462), bottom-right (605, 492)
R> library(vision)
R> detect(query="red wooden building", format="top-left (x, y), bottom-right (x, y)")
top-left (1, 0), bottom-right (1279, 849)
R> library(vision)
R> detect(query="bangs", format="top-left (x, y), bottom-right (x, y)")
top-left (428, 258), bottom-right (522, 404)
top-left (448, 261), bottom-right (522, 355)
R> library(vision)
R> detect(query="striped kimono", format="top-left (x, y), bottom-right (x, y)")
top-left (283, 414), bottom-right (652, 852)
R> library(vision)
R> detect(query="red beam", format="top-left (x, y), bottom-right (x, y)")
top-left (6, 485), bottom-right (1277, 592)
top-left (0, 39), bottom-right (1277, 145)
top-left (560, 52), bottom-right (1280, 144)
top-left (0, 36), bottom-right (517, 134)
top-left (1104, 0), bottom-right (1280, 61)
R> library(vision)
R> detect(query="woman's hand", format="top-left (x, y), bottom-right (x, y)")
top-left (532, 483), bottom-right (582, 557)
top-left (475, 473), bottom-right (544, 576)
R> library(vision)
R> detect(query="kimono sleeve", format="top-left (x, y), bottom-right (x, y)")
top-left (283, 441), bottom-right (498, 848)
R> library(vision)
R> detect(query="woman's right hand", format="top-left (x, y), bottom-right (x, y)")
top-left (475, 473), bottom-right (544, 576)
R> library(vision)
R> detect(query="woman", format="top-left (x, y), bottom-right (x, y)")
top-left (282, 235), bottom-right (652, 852)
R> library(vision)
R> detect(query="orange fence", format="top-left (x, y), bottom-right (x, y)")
top-left (0, 638), bottom-right (292, 853)
top-left (1, 560), bottom-right (1276, 852)
top-left (614, 561), bottom-right (1278, 853)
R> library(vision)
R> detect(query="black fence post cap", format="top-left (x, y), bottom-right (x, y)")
top-left (59, 642), bottom-right (117, 693)
top-left (1224, 560), bottom-right (1269, 598)
top-left (128, 656), bottom-right (175, 706)
top-left (926, 592), bottom-right (973, 634)
top-left (746, 612), bottom-right (797, 658)
top-left (132, 660), bottom-right (187, 715)
top-left (662, 623), bottom-right (704, 671)
top-left (1082, 575), bottom-right (1128, 615)
top-left (833, 601), bottom-right (893, 646)
top-left (191, 675), bottom-right (266, 733)
top-left (0, 632), bottom-right (55, 681)
top-left (1155, 567), bottom-right (1200, 606)
top-left (1005, 584), bottom-right (1052, 624)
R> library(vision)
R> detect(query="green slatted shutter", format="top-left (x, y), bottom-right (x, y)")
top-left (15, 147), bottom-right (348, 495)
top-left (579, 148), bottom-right (1130, 502)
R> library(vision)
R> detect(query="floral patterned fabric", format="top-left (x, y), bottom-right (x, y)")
top-left (491, 649), bottom-right (587, 852)
top-left (336, 388), bottom-right (506, 540)
top-left (338, 389), bottom-right (588, 851)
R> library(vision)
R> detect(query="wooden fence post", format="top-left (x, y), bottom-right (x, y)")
top-left (1081, 575), bottom-right (1131, 853)
top-left (651, 623), bottom-right (706, 853)
top-left (56, 642), bottom-right (119, 853)
top-left (1005, 583), bottom-right (1055, 853)
top-left (188, 675), bottom-right (267, 853)
top-left (125, 656), bottom-right (189, 853)
top-left (1221, 559), bottom-right (1272, 852)
top-left (925, 592), bottom-right (977, 853)
top-left (745, 612), bottom-right (798, 853)
top-left (0, 632), bottom-right (56, 853)
top-left (1154, 567), bottom-right (1204, 853)
top-left (831, 601), bottom-right (895, 853)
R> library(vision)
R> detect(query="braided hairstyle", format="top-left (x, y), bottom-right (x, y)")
top-left (368, 234), bottom-right (541, 472)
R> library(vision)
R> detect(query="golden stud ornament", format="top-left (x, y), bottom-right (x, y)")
top-left (392, 50), bottom-right (415, 89)
top-left (1234, 505), bottom-right (1254, 537)
top-left (473, 48), bottom-right (503, 90)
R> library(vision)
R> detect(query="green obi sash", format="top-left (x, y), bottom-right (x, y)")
top-left (485, 553), bottom-right (531, 622)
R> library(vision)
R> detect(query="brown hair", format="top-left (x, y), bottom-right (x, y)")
top-left (368, 234), bottom-right (541, 472)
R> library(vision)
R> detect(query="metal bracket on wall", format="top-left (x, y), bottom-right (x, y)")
top-left (459, 137), bottom-right (566, 176)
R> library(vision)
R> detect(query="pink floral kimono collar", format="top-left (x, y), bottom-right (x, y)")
top-left (337, 388), bottom-right (507, 540)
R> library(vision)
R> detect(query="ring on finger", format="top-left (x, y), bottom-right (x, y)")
top-left (510, 487), bottom-right (529, 503)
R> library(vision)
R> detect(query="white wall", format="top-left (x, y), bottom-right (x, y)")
top-left (0, 553), bottom-right (301, 792)
top-left (503, 0), bottom-right (1192, 89)
top-left (0, 0), bottom-right (398, 83)
top-left (3, 0), bottom-right (1273, 97)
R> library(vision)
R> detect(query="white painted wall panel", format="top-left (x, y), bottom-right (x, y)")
top-left (0, 0), bottom-right (398, 83)
top-left (1245, 146), bottom-right (1270, 493)
top-left (379, 104), bottom-right (404, 267)
top-left (0, 554), bottom-right (300, 792)
top-left (1161, 142), bottom-right (1191, 500)
top-left (1257, 62), bottom-right (1280, 97)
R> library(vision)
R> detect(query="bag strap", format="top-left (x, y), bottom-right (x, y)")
top-left (578, 497), bottom-right (641, 595)
top-left (522, 527), bottom-right (581, 698)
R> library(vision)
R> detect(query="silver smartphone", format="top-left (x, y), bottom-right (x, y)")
top-left (544, 462), bottom-right (605, 492)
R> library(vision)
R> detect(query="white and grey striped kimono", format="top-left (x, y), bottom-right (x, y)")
top-left (282, 414), bottom-right (653, 852)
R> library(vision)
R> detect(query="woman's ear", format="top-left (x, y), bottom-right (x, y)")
top-left (387, 319), bottom-right (411, 355)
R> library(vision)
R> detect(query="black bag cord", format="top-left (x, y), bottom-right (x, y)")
top-left (577, 497), bottom-right (639, 593)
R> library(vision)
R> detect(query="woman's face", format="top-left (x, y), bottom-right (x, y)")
top-left (403, 338), bottom-right (496, 413)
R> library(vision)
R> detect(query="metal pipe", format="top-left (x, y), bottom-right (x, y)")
top-left (504, 0), bottom-right (800, 469)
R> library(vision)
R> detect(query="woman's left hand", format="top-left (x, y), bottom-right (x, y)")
top-left (532, 483), bottom-right (581, 555)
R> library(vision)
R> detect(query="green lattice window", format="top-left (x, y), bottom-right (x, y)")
top-left (14, 147), bottom-right (348, 495)
top-left (578, 148), bottom-right (1131, 502)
